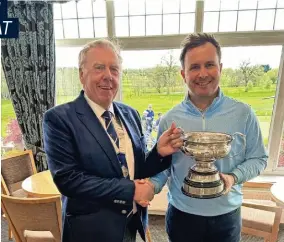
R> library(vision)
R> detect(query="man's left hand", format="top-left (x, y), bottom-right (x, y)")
top-left (220, 173), bottom-right (235, 195)
top-left (157, 122), bottom-right (183, 157)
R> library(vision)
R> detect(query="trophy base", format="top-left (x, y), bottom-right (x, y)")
top-left (182, 176), bottom-right (225, 199)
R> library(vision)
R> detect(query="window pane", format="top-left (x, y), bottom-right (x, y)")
top-left (120, 49), bottom-right (181, 150)
top-left (53, 4), bottom-right (62, 19)
top-left (77, 0), bottom-right (93, 18)
top-left (221, 46), bottom-right (281, 148)
top-left (239, 0), bottom-right (257, 10)
top-left (275, 9), bottom-right (284, 30)
top-left (258, 0), bottom-right (277, 9)
top-left (115, 17), bottom-right (129, 37)
top-left (163, 14), bottom-right (179, 35)
top-left (129, 0), bottom-right (145, 15)
top-left (130, 16), bottom-right (145, 36)
top-left (61, 1), bottom-right (77, 19)
top-left (114, 0), bottom-right (128, 16)
top-left (180, 0), bottom-right (196, 13)
top-left (93, 0), bottom-right (106, 17)
top-left (219, 11), bottom-right (237, 32)
top-left (94, 18), bottom-right (107, 37)
top-left (163, 0), bottom-right (180, 14)
top-left (204, 0), bottom-right (221, 11)
top-left (203, 12), bottom-right (219, 32)
top-left (146, 15), bottom-right (162, 35)
top-left (54, 20), bottom-right (63, 39)
top-left (220, 0), bottom-right (239, 10)
top-left (277, 0), bottom-right (284, 8)
top-left (55, 47), bottom-right (82, 105)
top-left (146, 0), bottom-right (162, 14)
top-left (180, 13), bottom-right (195, 34)
top-left (120, 46), bottom-right (281, 152)
top-left (237, 10), bottom-right (256, 31)
top-left (63, 20), bottom-right (78, 38)
top-left (255, 10), bottom-right (275, 30)
top-left (78, 19), bottom-right (93, 38)
top-left (1, 69), bottom-right (25, 157)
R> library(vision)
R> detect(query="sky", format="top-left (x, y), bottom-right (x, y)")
top-left (56, 45), bottom-right (283, 69)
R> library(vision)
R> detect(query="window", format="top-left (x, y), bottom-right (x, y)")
top-left (114, 0), bottom-right (195, 37)
top-left (53, 0), bottom-right (107, 39)
top-left (1, 67), bottom-right (24, 157)
top-left (121, 49), bottom-right (182, 150)
top-left (203, 0), bottom-right (284, 32)
top-left (120, 46), bottom-right (281, 150)
top-left (220, 46), bottom-right (281, 147)
top-left (55, 47), bottom-right (82, 105)
top-left (54, 0), bottom-right (284, 173)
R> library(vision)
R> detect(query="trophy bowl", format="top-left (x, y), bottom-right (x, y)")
top-left (181, 131), bottom-right (234, 199)
top-left (181, 132), bottom-right (233, 161)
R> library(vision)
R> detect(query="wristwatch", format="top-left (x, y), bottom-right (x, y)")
top-left (228, 173), bottom-right (238, 185)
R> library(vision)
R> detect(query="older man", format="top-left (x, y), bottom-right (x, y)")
top-left (43, 39), bottom-right (182, 242)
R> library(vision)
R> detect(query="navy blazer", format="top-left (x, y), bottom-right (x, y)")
top-left (43, 91), bottom-right (171, 242)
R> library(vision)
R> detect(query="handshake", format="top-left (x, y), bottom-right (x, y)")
top-left (133, 179), bottom-right (155, 207)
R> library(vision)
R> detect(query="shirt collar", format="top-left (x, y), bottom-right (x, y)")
top-left (84, 93), bottom-right (115, 118)
top-left (183, 88), bottom-right (223, 114)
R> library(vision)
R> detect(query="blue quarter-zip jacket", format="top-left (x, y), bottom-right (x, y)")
top-left (150, 90), bottom-right (268, 216)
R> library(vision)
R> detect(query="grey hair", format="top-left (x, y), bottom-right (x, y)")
top-left (78, 39), bottom-right (122, 69)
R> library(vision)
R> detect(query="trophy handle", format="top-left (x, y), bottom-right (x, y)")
top-left (228, 132), bottom-right (246, 158)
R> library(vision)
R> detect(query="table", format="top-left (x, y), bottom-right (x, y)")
top-left (270, 181), bottom-right (284, 207)
top-left (22, 170), bottom-right (60, 198)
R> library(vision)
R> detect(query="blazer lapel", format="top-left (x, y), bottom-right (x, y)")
top-left (74, 92), bottom-right (122, 175)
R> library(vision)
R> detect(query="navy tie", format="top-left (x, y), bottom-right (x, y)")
top-left (102, 111), bottom-right (129, 179)
top-left (102, 111), bottom-right (119, 148)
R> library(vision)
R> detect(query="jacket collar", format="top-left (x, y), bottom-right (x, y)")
top-left (74, 91), bottom-right (141, 175)
top-left (74, 91), bottom-right (122, 174)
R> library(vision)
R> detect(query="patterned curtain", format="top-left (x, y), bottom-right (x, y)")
top-left (1, 1), bottom-right (55, 172)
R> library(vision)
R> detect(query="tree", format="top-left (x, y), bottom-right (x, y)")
top-left (239, 60), bottom-right (263, 90)
top-left (158, 51), bottom-right (179, 94)
top-left (267, 68), bottom-right (279, 84)
top-left (245, 80), bottom-right (254, 92)
top-left (150, 65), bottom-right (167, 93)
top-left (56, 67), bottom-right (64, 96)
top-left (128, 69), bottom-right (148, 96)
top-left (256, 73), bottom-right (273, 89)
top-left (3, 119), bottom-right (24, 150)
top-left (220, 68), bottom-right (238, 87)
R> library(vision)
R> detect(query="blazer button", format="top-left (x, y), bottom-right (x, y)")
top-left (121, 210), bottom-right (127, 214)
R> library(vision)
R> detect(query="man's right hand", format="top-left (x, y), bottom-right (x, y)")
top-left (134, 179), bottom-right (154, 207)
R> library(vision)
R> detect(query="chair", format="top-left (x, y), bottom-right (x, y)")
top-left (1, 150), bottom-right (37, 197)
top-left (1, 194), bottom-right (62, 242)
top-left (241, 182), bottom-right (283, 242)
top-left (1, 150), bottom-right (37, 240)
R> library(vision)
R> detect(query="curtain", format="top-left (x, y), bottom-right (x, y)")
top-left (1, 1), bottom-right (55, 171)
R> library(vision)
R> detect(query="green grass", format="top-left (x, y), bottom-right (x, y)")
top-left (1, 87), bottom-right (276, 146)
top-left (1, 100), bottom-right (16, 137)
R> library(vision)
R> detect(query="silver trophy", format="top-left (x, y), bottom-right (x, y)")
top-left (180, 131), bottom-right (245, 199)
